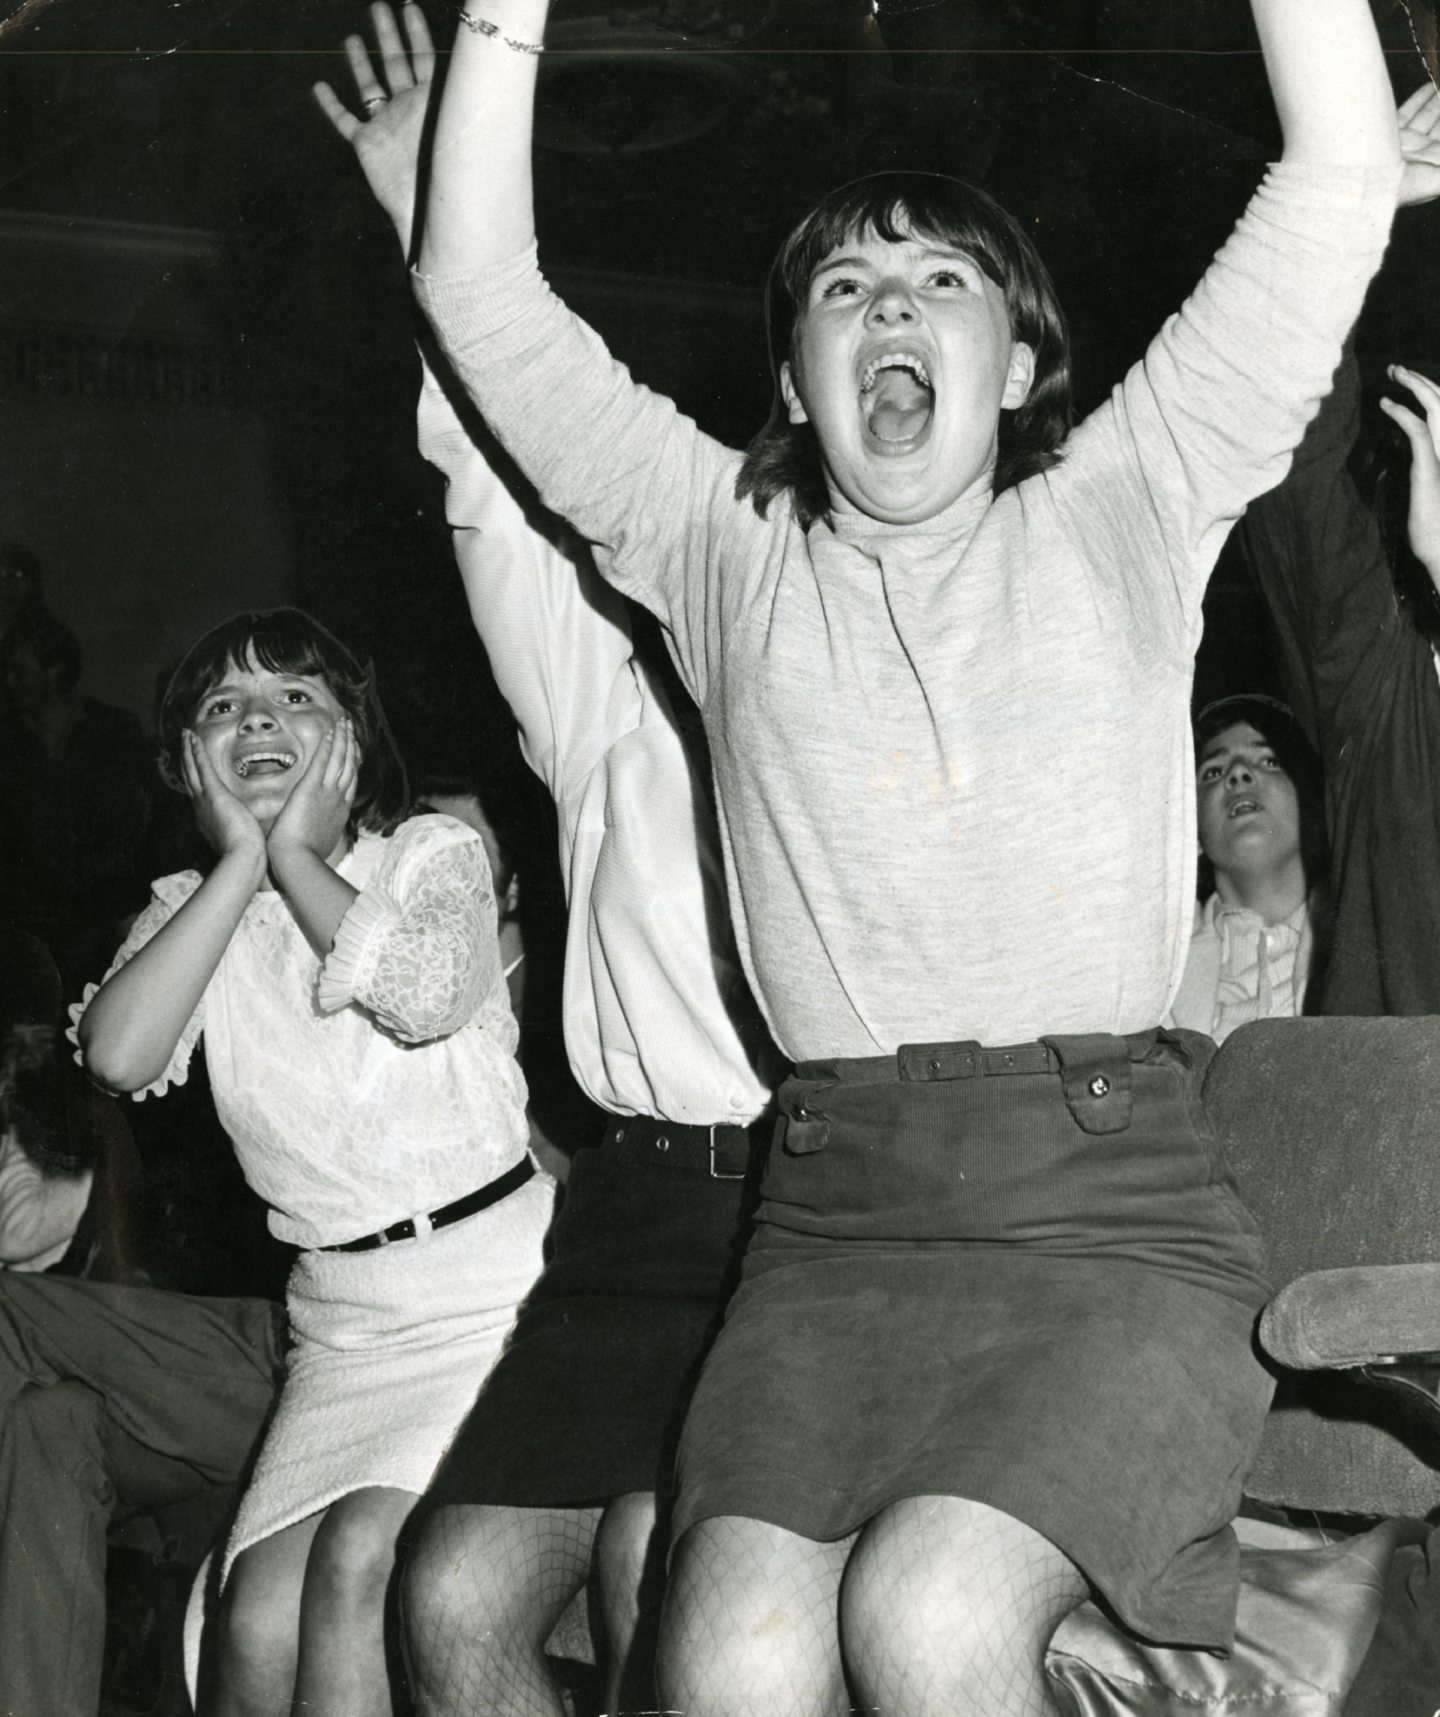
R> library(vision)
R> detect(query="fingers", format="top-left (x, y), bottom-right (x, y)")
top-left (297, 725), bottom-right (333, 786)
top-left (319, 718), bottom-right (350, 792)
top-left (1391, 363), bottom-right (1440, 420)
top-left (189, 730), bottom-right (227, 796)
top-left (1380, 395), bottom-right (1427, 446)
top-left (372, 2), bottom-right (417, 92)
top-left (181, 730), bottom-right (203, 799)
top-left (402, 3), bottom-right (436, 85)
top-left (340, 718), bottom-right (359, 799)
top-left (313, 79), bottom-right (362, 143)
top-left (345, 30), bottom-right (389, 112)
top-left (1398, 80), bottom-right (1440, 130)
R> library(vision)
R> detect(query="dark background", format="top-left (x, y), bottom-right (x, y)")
top-left (1, 0), bottom-right (1438, 748)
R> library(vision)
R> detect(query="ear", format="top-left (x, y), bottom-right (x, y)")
top-left (1001, 341), bottom-right (1036, 412)
top-left (780, 360), bottom-right (810, 426)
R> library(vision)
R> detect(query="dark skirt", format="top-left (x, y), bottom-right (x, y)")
top-left (425, 1114), bottom-right (764, 1508)
top-left (672, 1029), bottom-right (1274, 1652)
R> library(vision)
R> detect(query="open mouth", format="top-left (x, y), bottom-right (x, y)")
top-left (859, 351), bottom-right (934, 446)
top-left (234, 749), bottom-right (297, 779)
top-left (1226, 797), bottom-right (1261, 819)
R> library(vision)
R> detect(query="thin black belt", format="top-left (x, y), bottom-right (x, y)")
top-left (320, 1158), bottom-right (536, 1253)
top-left (606, 1114), bottom-right (755, 1181)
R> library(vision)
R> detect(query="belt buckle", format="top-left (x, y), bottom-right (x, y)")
top-left (708, 1124), bottom-right (746, 1181)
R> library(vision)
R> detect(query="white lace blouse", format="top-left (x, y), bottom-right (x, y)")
top-left (74, 814), bottom-right (530, 1250)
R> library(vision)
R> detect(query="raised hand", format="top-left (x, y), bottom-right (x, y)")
top-left (314, 1), bottom-right (436, 255)
top-left (1399, 81), bottom-right (1440, 208)
top-left (1380, 363), bottom-right (1440, 585)
top-left (267, 717), bottom-right (359, 866)
top-left (183, 730), bottom-right (267, 863)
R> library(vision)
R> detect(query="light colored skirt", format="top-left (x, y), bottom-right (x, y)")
top-left (223, 1169), bottom-right (553, 1575)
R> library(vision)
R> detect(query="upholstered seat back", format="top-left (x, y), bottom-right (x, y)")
top-left (1204, 1016), bottom-right (1440, 1518)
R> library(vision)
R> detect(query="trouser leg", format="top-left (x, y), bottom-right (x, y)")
top-left (0, 1274), bottom-right (282, 1475)
top-left (0, 1276), bottom-right (283, 1717)
top-left (0, 1378), bottom-right (115, 1717)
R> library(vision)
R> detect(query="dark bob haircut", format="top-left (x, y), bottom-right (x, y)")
top-left (1193, 694), bottom-right (1327, 899)
top-left (157, 608), bottom-right (408, 838)
top-left (736, 171), bottom-right (1074, 530)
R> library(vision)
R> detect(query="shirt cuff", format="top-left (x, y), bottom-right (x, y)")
top-left (318, 883), bottom-right (403, 1014)
top-left (1256, 158), bottom-right (1401, 253)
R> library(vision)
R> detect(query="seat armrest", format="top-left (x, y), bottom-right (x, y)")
top-left (1262, 1263), bottom-right (1440, 1370)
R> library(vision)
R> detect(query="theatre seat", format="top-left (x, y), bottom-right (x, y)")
top-left (1047, 1016), bottom-right (1440, 1714)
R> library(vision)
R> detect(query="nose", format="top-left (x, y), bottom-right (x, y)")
top-left (237, 699), bottom-right (278, 734)
top-left (1225, 759), bottom-right (1254, 788)
top-left (865, 277), bottom-right (918, 327)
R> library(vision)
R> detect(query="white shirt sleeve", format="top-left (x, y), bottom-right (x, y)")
top-left (417, 358), bottom-right (646, 801)
top-left (319, 819), bottom-right (509, 1045)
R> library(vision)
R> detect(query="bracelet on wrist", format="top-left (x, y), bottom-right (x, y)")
top-left (456, 8), bottom-right (544, 54)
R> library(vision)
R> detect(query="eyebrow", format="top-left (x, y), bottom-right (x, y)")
top-left (811, 254), bottom-right (871, 279)
top-left (202, 673), bottom-right (314, 698)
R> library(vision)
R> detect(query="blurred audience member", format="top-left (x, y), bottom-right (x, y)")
top-left (0, 608), bottom-right (153, 990)
top-left (1238, 345), bottom-right (1440, 1016)
top-left (0, 925), bottom-right (283, 1717)
top-left (1169, 695), bottom-right (1326, 1043)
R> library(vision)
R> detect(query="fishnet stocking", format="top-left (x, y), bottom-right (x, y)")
top-left (842, 1496), bottom-right (1089, 1717)
top-left (400, 1502), bottom-right (600, 1717)
top-left (658, 1516), bottom-right (854, 1717)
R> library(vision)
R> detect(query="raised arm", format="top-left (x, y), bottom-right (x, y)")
top-left (418, 0), bottom-right (547, 278)
top-left (1238, 89), bottom-right (1440, 753)
top-left (1250, 0), bottom-right (1399, 168)
top-left (1062, 51), bottom-right (1409, 659)
top-left (417, 363), bottom-right (643, 801)
top-left (1380, 362), bottom-right (1440, 600)
top-left (317, 10), bottom-right (645, 800)
top-left (1235, 345), bottom-right (1394, 753)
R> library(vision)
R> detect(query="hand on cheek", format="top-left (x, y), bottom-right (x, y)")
top-left (266, 717), bottom-right (360, 864)
top-left (183, 731), bottom-right (266, 862)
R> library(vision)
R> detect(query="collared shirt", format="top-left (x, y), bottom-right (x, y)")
top-left (1169, 894), bottom-right (1312, 1044)
top-left (417, 368), bottom-right (774, 1126)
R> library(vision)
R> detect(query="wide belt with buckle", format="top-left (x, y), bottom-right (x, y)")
top-left (320, 1157), bottom-right (536, 1253)
top-left (605, 1114), bottom-right (754, 1181)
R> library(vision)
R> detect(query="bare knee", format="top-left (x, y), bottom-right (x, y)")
top-left (213, 1548), bottom-right (300, 1714)
top-left (306, 1489), bottom-right (411, 1624)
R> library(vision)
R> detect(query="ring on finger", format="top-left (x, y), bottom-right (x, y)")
top-left (362, 93), bottom-right (389, 114)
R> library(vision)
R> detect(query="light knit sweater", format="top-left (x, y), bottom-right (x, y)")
top-left (416, 163), bottom-right (1397, 1061)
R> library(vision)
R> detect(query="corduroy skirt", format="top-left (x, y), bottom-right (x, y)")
top-left (672, 1028), bottom-right (1274, 1652)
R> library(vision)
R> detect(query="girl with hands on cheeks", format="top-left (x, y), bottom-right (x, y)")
top-left (74, 607), bottom-right (554, 1717)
